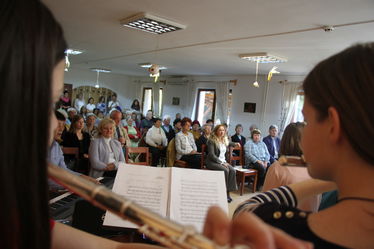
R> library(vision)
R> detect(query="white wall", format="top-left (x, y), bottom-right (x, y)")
top-left (64, 68), bottom-right (138, 110)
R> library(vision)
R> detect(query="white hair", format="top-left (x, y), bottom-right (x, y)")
top-left (163, 114), bottom-right (171, 121)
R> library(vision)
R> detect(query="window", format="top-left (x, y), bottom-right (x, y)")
top-left (291, 93), bottom-right (304, 122)
top-left (159, 88), bottom-right (163, 116)
top-left (142, 87), bottom-right (153, 116)
top-left (195, 89), bottom-right (216, 124)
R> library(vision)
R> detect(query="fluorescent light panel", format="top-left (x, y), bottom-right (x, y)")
top-left (239, 53), bottom-right (287, 63)
top-left (139, 63), bottom-right (167, 70)
top-left (121, 13), bottom-right (186, 34)
top-left (90, 68), bottom-right (111, 73)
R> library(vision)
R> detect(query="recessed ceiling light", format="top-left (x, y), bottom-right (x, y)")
top-left (90, 68), bottom-right (111, 73)
top-left (239, 53), bottom-right (287, 63)
top-left (139, 63), bottom-right (167, 70)
top-left (65, 49), bottom-right (83, 55)
top-left (121, 13), bottom-right (186, 35)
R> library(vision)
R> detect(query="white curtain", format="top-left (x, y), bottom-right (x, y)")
top-left (279, 82), bottom-right (301, 135)
top-left (215, 81), bottom-right (229, 124)
top-left (187, 81), bottom-right (198, 119)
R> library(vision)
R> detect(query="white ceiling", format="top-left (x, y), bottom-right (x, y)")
top-left (43, 0), bottom-right (374, 77)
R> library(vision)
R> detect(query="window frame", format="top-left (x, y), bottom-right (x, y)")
top-left (194, 88), bottom-right (216, 123)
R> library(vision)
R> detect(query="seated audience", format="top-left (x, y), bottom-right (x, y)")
top-left (89, 118), bottom-right (125, 178)
top-left (59, 90), bottom-right (71, 111)
top-left (205, 124), bottom-right (239, 202)
top-left (110, 109), bottom-right (130, 147)
top-left (175, 112), bottom-right (182, 120)
top-left (175, 117), bottom-right (201, 169)
top-left (83, 113), bottom-right (98, 140)
top-left (173, 118), bottom-right (182, 133)
top-left (141, 110), bottom-right (154, 133)
top-left (145, 118), bottom-right (167, 166)
top-left (196, 124), bottom-right (212, 152)
top-left (191, 120), bottom-right (201, 140)
top-left (263, 124), bottom-right (280, 164)
top-left (96, 95), bottom-right (106, 114)
top-left (248, 124), bottom-right (258, 140)
top-left (62, 115), bottom-right (91, 173)
top-left (49, 111), bottom-right (99, 190)
top-left (161, 114), bottom-right (175, 142)
top-left (66, 107), bottom-right (77, 126)
top-left (263, 122), bottom-right (321, 212)
top-left (86, 97), bottom-right (95, 112)
top-left (231, 124), bottom-right (246, 146)
top-left (131, 111), bottom-right (141, 129)
top-left (74, 93), bottom-right (85, 113)
top-left (244, 129), bottom-right (270, 190)
top-left (80, 105), bottom-right (88, 120)
top-left (108, 93), bottom-right (121, 112)
top-left (131, 99), bottom-right (141, 111)
top-left (206, 119), bottom-right (214, 128)
top-left (124, 117), bottom-right (141, 147)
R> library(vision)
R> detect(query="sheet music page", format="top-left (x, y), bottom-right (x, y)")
top-left (103, 163), bottom-right (171, 228)
top-left (169, 168), bottom-right (228, 232)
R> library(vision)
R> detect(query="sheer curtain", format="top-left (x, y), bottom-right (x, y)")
top-left (187, 81), bottom-right (198, 119)
top-left (215, 81), bottom-right (229, 124)
top-left (279, 82), bottom-right (301, 135)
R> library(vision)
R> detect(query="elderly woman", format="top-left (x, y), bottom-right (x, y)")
top-left (175, 117), bottom-right (201, 169)
top-left (196, 124), bottom-right (212, 153)
top-left (244, 129), bottom-right (270, 190)
top-left (83, 113), bottom-right (99, 140)
top-left (146, 118), bottom-right (168, 166)
top-left (124, 117), bottom-right (141, 147)
top-left (206, 124), bottom-right (239, 202)
top-left (191, 120), bottom-right (201, 140)
top-left (89, 118), bottom-right (125, 178)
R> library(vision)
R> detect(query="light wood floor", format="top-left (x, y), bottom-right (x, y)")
top-left (228, 188), bottom-right (257, 218)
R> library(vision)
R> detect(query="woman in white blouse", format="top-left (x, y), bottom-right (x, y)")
top-left (175, 117), bottom-right (201, 169)
top-left (145, 118), bottom-right (168, 166)
top-left (74, 93), bottom-right (85, 112)
top-left (89, 118), bottom-right (125, 178)
top-left (86, 97), bottom-right (95, 112)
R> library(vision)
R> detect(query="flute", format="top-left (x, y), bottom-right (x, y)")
top-left (48, 164), bottom-right (245, 249)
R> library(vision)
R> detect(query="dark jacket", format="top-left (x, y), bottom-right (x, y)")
top-left (196, 135), bottom-right (208, 152)
top-left (162, 125), bottom-right (175, 143)
top-left (262, 135), bottom-right (280, 164)
top-left (62, 131), bottom-right (91, 156)
top-left (231, 134), bottom-right (246, 147)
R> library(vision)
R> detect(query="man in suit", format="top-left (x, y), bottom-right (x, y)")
top-left (262, 124), bottom-right (280, 164)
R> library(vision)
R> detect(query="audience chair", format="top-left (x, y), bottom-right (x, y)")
top-left (62, 147), bottom-right (90, 175)
top-left (166, 138), bottom-right (188, 168)
top-left (62, 147), bottom-right (79, 160)
top-left (125, 146), bottom-right (150, 166)
top-left (229, 145), bottom-right (244, 166)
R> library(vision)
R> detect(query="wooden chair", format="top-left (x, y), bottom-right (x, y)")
top-left (62, 147), bottom-right (90, 175)
top-left (62, 147), bottom-right (79, 159)
top-left (229, 145), bottom-right (244, 166)
top-left (125, 146), bottom-right (150, 166)
top-left (229, 145), bottom-right (258, 195)
top-left (166, 138), bottom-right (189, 168)
top-left (200, 144), bottom-right (207, 169)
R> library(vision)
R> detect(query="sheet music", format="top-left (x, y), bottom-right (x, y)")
top-left (103, 163), bottom-right (171, 228)
top-left (169, 168), bottom-right (228, 232)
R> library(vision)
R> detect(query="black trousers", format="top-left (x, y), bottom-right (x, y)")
top-left (247, 162), bottom-right (268, 189)
top-left (149, 146), bottom-right (165, 166)
top-left (180, 154), bottom-right (202, 169)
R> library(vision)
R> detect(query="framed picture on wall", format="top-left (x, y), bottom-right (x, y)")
top-left (244, 102), bottom-right (256, 113)
top-left (172, 97), bottom-right (180, 105)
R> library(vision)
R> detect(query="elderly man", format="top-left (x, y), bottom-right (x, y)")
top-left (161, 114), bottom-right (175, 143)
top-left (110, 109), bottom-right (130, 147)
top-left (263, 124), bottom-right (280, 164)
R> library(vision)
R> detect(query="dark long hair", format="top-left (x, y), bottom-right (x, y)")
top-left (303, 43), bottom-right (374, 165)
top-left (279, 122), bottom-right (305, 158)
top-left (0, 1), bottom-right (67, 249)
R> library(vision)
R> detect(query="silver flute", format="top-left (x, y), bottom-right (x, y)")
top-left (48, 164), bottom-right (243, 249)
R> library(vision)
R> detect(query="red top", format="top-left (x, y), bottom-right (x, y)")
top-left (124, 126), bottom-right (141, 139)
top-left (50, 219), bottom-right (55, 230)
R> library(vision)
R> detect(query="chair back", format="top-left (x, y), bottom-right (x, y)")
top-left (229, 145), bottom-right (244, 166)
top-left (125, 146), bottom-right (150, 166)
top-left (166, 138), bottom-right (177, 167)
top-left (62, 147), bottom-right (79, 159)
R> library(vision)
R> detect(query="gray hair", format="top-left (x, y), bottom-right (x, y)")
top-left (163, 114), bottom-right (171, 121)
top-left (269, 124), bottom-right (278, 130)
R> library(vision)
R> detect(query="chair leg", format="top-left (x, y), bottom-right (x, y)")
top-left (240, 173), bottom-right (245, 196)
top-left (252, 174), bottom-right (258, 193)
